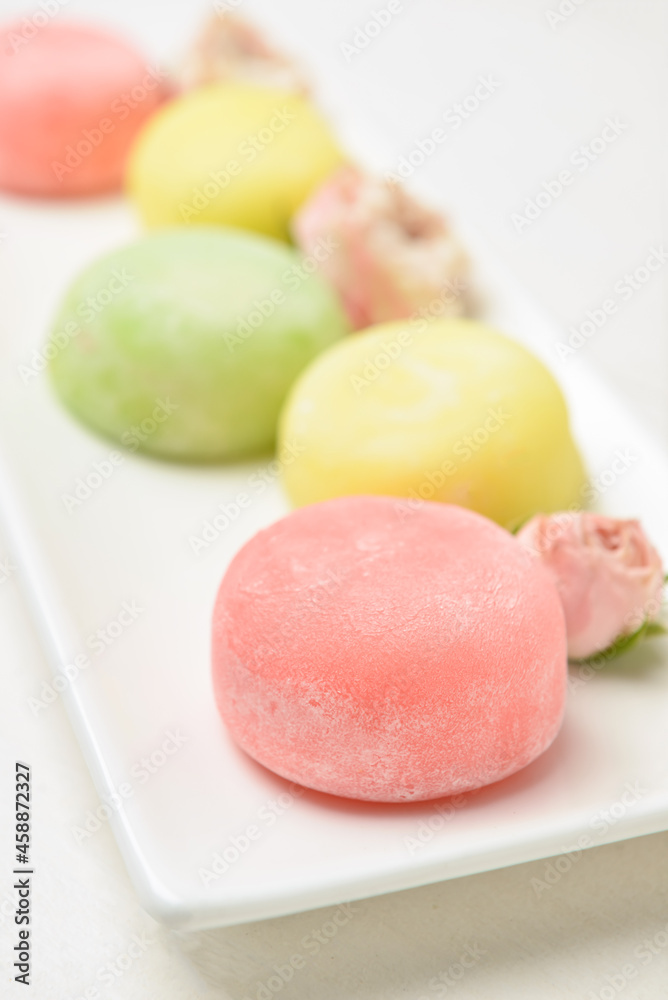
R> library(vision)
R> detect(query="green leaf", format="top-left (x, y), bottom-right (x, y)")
top-left (508, 514), bottom-right (533, 536)
top-left (570, 617), bottom-right (667, 666)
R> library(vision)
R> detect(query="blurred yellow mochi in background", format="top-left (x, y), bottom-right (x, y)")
top-left (279, 318), bottom-right (586, 527)
top-left (126, 82), bottom-right (345, 240)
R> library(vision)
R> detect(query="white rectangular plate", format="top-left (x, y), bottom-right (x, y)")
top-left (1, 164), bottom-right (667, 931)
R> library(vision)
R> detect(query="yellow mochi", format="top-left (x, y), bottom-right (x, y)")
top-left (279, 318), bottom-right (587, 527)
top-left (126, 83), bottom-right (345, 240)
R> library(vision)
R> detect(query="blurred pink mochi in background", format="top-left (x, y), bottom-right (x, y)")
top-left (292, 166), bottom-right (471, 330)
top-left (0, 21), bottom-right (167, 196)
top-left (212, 496), bottom-right (567, 803)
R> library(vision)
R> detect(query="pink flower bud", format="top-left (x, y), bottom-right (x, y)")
top-left (180, 14), bottom-right (309, 94)
top-left (292, 167), bottom-right (470, 329)
top-left (517, 512), bottom-right (664, 660)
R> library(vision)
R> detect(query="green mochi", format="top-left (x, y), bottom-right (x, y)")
top-left (48, 228), bottom-right (349, 461)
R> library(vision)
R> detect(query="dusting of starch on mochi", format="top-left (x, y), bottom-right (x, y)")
top-left (211, 496), bottom-right (567, 802)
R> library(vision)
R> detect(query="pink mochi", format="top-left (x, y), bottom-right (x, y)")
top-left (0, 21), bottom-right (166, 196)
top-left (212, 496), bottom-right (567, 802)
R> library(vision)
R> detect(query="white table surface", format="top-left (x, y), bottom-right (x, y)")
top-left (1, 0), bottom-right (667, 997)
